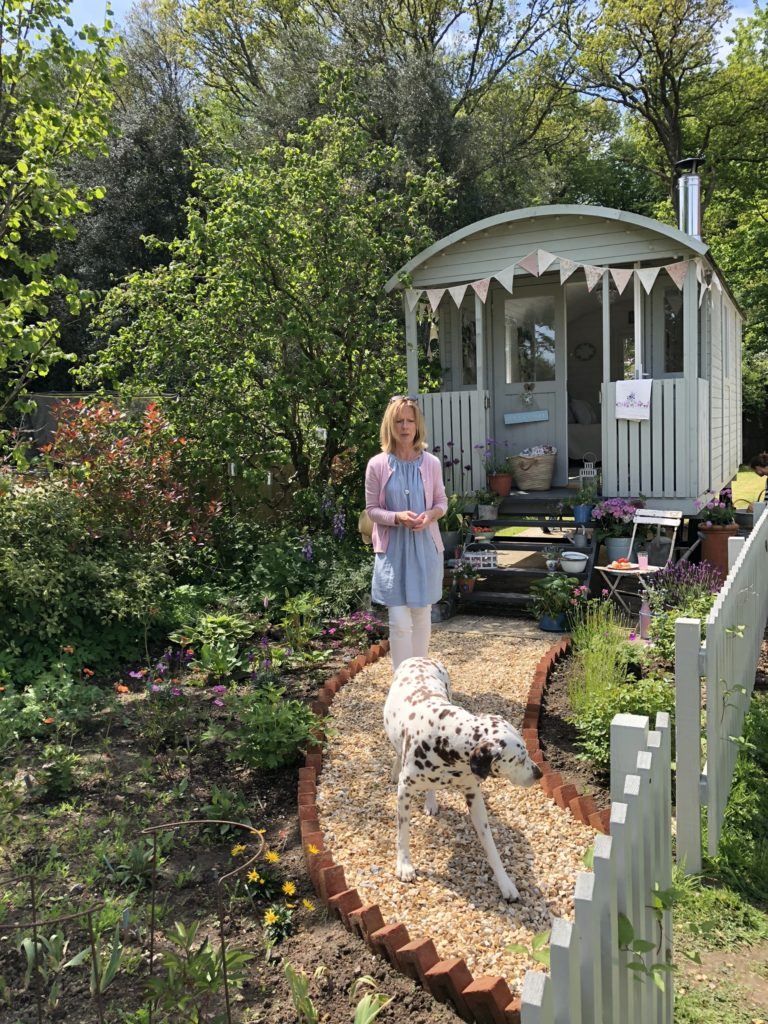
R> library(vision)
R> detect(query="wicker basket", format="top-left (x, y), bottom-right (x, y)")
top-left (510, 453), bottom-right (556, 491)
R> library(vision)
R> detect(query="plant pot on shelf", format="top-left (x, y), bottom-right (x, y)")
top-left (440, 529), bottom-right (461, 554)
top-left (477, 503), bottom-right (499, 520)
top-left (458, 578), bottom-right (476, 594)
top-left (698, 522), bottom-right (740, 579)
top-left (538, 612), bottom-right (568, 632)
top-left (487, 472), bottom-right (513, 498)
top-left (572, 503), bottom-right (594, 525)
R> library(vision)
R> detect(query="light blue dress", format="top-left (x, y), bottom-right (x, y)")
top-left (371, 454), bottom-right (443, 608)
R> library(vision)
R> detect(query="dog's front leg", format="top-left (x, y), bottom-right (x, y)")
top-left (464, 787), bottom-right (519, 901)
top-left (395, 778), bottom-right (416, 882)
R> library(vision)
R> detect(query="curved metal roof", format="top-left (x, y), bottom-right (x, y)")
top-left (384, 204), bottom-right (710, 292)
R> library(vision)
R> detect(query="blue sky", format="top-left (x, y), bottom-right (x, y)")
top-left (67, 0), bottom-right (135, 29)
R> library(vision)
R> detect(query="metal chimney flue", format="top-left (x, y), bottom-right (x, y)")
top-left (675, 156), bottom-right (705, 240)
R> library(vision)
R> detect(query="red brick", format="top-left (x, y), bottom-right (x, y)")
top-left (522, 727), bottom-right (538, 742)
top-left (540, 771), bottom-right (563, 797)
top-left (379, 638), bottom-right (390, 654)
top-left (527, 682), bottom-right (544, 701)
top-left (301, 830), bottom-right (324, 855)
top-left (336, 668), bottom-right (351, 685)
top-left (369, 923), bottom-right (410, 966)
top-left (589, 808), bottom-right (611, 834)
top-left (553, 783), bottom-right (579, 809)
top-left (299, 817), bottom-right (319, 838)
top-left (348, 904), bottom-right (386, 948)
top-left (327, 888), bottom-right (363, 928)
top-left (369, 643), bottom-right (383, 660)
top-left (463, 976), bottom-right (515, 1024)
top-left (298, 779), bottom-right (316, 797)
top-left (318, 863), bottom-right (347, 902)
top-left (298, 798), bottom-right (318, 819)
top-left (533, 668), bottom-right (548, 686)
top-left (310, 699), bottom-right (329, 717)
top-left (423, 958), bottom-right (475, 1022)
top-left (522, 714), bottom-right (538, 732)
top-left (396, 938), bottom-right (439, 986)
top-left (505, 993), bottom-right (522, 1023)
top-left (354, 654), bottom-right (368, 671)
top-left (325, 675), bottom-right (342, 694)
top-left (299, 766), bottom-right (316, 783)
top-left (569, 794), bottom-right (598, 825)
top-left (530, 749), bottom-right (546, 767)
top-left (317, 686), bottom-right (334, 705)
top-left (304, 747), bottom-right (323, 771)
top-left (308, 851), bottom-right (333, 893)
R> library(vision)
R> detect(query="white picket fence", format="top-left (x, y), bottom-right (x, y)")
top-left (675, 504), bottom-right (768, 873)
top-left (520, 712), bottom-right (674, 1024)
top-left (418, 390), bottom-right (488, 495)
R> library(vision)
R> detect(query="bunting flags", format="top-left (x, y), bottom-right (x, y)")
top-left (399, 252), bottom-right (703, 311)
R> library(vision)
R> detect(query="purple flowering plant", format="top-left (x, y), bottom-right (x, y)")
top-left (695, 486), bottom-right (735, 526)
top-left (641, 559), bottom-right (722, 612)
top-left (474, 437), bottom-right (513, 474)
top-left (591, 497), bottom-right (642, 538)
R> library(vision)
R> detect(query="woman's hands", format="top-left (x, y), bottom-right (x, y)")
top-left (396, 510), bottom-right (433, 531)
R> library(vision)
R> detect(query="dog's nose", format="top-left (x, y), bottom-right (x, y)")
top-left (532, 763), bottom-right (543, 780)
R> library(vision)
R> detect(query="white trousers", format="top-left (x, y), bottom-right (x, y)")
top-left (388, 605), bottom-right (432, 671)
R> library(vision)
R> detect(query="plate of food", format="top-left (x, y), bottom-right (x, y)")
top-left (607, 558), bottom-right (638, 570)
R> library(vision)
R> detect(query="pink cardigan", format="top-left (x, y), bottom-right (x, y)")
top-left (365, 451), bottom-right (448, 554)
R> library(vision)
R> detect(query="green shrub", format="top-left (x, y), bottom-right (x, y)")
top-left (225, 684), bottom-right (323, 770)
top-left (649, 593), bottom-right (716, 667)
top-left (0, 670), bottom-right (110, 746)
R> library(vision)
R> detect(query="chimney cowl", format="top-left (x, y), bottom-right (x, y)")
top-left (676, 155), bottom-right (705, 240)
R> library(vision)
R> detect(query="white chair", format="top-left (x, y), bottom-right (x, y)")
top-left (596, 508), bottom-right (683, 612)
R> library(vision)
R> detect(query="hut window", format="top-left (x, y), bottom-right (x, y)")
top-left (663, 288), bottom-right (684, 374)
top-left (461, 299), bottom-right (477, 386)
top-left (504, 297), bottom-right (555, 383)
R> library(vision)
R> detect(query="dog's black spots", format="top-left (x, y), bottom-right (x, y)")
top-left (470, 741), bottom-right (497, 780)
top-left (414, 743), bottom-right (426, 760)
top-left (433, 735), bottom-right (461, 765)
top-left (414, 759), bottom-right (424, 770)
top-left (424, 760), bottom-right (435, 769)
top-left (408, 712), bottom-right (416, 720)
top-left (466, 791), bottom-right (475, 804)
top-left (499, 740), bottom-right (507, 750)
top-left (438, 708), bottom-right (455, 720)
top-left (472, 728), bottom-right (482, 742)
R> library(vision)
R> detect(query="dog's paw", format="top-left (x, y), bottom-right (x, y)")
top-left (423, 791), bottom-right (438, 816)
top-left (396, 860), bottom-right (417, 883)
top-left (498, 877), bottom-right (520, 902)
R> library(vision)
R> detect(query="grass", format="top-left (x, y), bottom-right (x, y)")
top-left (731, 466), bottom-right (766, 506)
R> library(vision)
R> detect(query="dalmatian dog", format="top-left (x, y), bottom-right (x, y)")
top-left (383, 656), bottom-right (542, 901)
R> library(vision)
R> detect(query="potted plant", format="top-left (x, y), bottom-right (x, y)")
top-left (695, 486), bottom-right (738, 579)
top-left (528, 573), bottom-right (583, 631)
top-left (542, 543), bottom-right (562, 571)
top-left (472, 487), bottom-right (500, 521)
top-left (453, 559), bottom-right (478, 594)
top-left (440, 492), bottom-right (468, 555)
top-left (474, 438), bottom-right (514, 497)
top-left (569, 478), bottom-right (599, 525)
top-left (591, 497), bottom-right (643, 563)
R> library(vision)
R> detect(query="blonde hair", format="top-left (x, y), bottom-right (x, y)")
top-left (379, 398), bottom-right (428, 453)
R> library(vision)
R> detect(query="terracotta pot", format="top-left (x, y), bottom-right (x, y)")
top-left (698, 522), bottom-right (740, 579)
top-left (488, 472), bottom-right (513, 498)
top-left (458, 578), bottom-right (476, 594)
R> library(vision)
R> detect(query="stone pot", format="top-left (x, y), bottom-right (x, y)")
top-left (440, 529), bottom-right (461, 554)
top-left (488, 473), bottom-right (513, 498)
top-left (604, 536), bottom-right (635, 563)
top-left (698, 522), bottom-right (740, 579)
top-left (477, 503), bottom-right (499, 520)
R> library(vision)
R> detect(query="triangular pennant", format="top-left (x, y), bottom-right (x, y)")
top-left (493, 266), bottom-right (515, 294)
top-left (471, 278), bottom-right (491, 303)
top-left (695, 258), bottom-right (706, 284)
top-left (448, 284), bottom-right (468, 308)
top-left (610, 268), bottom-right (633, 295)
top-left (426, 288), bottom-right (445, 312)
top-left (637, 267), bottom-right (661, 294)
top-left (518, 249), bottom-right (556, 277)
top-left (559, 258), bottom-right (579, 284)
top-left (404, 288), bottom-right (422, 312)
top-left (664, 260), bottom-right (689, 290)
top-left (583, 265), bottom-right (604, 292)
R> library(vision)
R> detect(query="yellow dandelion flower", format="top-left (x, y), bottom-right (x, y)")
top-left (285, 902), bottom-right (296, 910)
top-left (302, 899), bottom-right (315, 911)
top-left (247, 870), bottom-right (261, 883)
top-left (231, 843), bottom-right (247, 856)
top-left (282, 881), bottom-right (296, 896)
top-left (307, 844), bottom-right (319, 855)
top-left (264, 850), bottom-right (280, 863)
top-left (264, 909), bottom-right (279, 925)
top-left (251, 828), bottom-right (266, 835)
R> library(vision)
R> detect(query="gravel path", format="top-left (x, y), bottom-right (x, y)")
top-left (317, 616), bottom-right (596, 991)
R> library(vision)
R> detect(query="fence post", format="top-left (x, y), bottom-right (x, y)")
top-left (521, 970), bottom-right (554, 1024)
top-left (574, 871), bottom-right (602, 1023)
top-left (610, 714), bottom-right (649, 804)
top-left (674, 617), bottom-right (703, 874)
top-left (592, 833), bottom-right (619, 1023)
top-left (727, 534), bottom-right (745, 570)
top-left (549, 917), bottom-right (581, 1024)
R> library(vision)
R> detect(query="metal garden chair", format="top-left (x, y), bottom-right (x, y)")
top-left (596, 508), bottom-right (683, 612)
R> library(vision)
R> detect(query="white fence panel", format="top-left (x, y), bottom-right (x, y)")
top-left (520, 713), bottom-right (673, 1024)
top-left (675, 506), bottom-right (768, 870)
top-left (418, 390), bottom-right (488, 495)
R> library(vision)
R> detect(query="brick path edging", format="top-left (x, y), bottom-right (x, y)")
top-left (296, 638), bottom-right (607, 1024)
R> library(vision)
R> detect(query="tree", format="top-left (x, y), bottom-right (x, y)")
top-left (79, 69), bottom-right (453, 494)
top-left (570, 0), bottom-right (731, 206)
top-left (0, 0), bottom-right (122, 426)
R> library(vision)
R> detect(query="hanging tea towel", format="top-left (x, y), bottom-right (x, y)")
top-left (615, 379), bottom-right (652, 421)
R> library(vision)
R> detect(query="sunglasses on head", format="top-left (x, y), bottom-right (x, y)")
top-left (389, 394), bottom-right (419, 403)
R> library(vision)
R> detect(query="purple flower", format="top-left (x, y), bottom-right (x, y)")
top-left (150, 684), bottom-right (162, 693)
top-left (170, 687), bottom-right (182, 697)
top-left (301, 537), bottom-right (313, 561)
top-left (129, 669), bottom-right (146, 679)
top-left (332, 508), bottom-right (346, 540)
top-left (629, 632), bottom-right (637, 641)
top-left (213, 698), bottom-right (224, 707)
top-left (212, 685), bottom-right (227, 694)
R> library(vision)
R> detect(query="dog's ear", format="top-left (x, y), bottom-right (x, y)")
top-left (469, 741), bottom-right (499, 780)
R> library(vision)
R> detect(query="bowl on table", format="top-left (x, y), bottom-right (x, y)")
top-left (559, 550), bottom-right (589, 574)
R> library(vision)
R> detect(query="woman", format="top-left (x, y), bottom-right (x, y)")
top-left (365, 396), bottom-right (447, 670)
